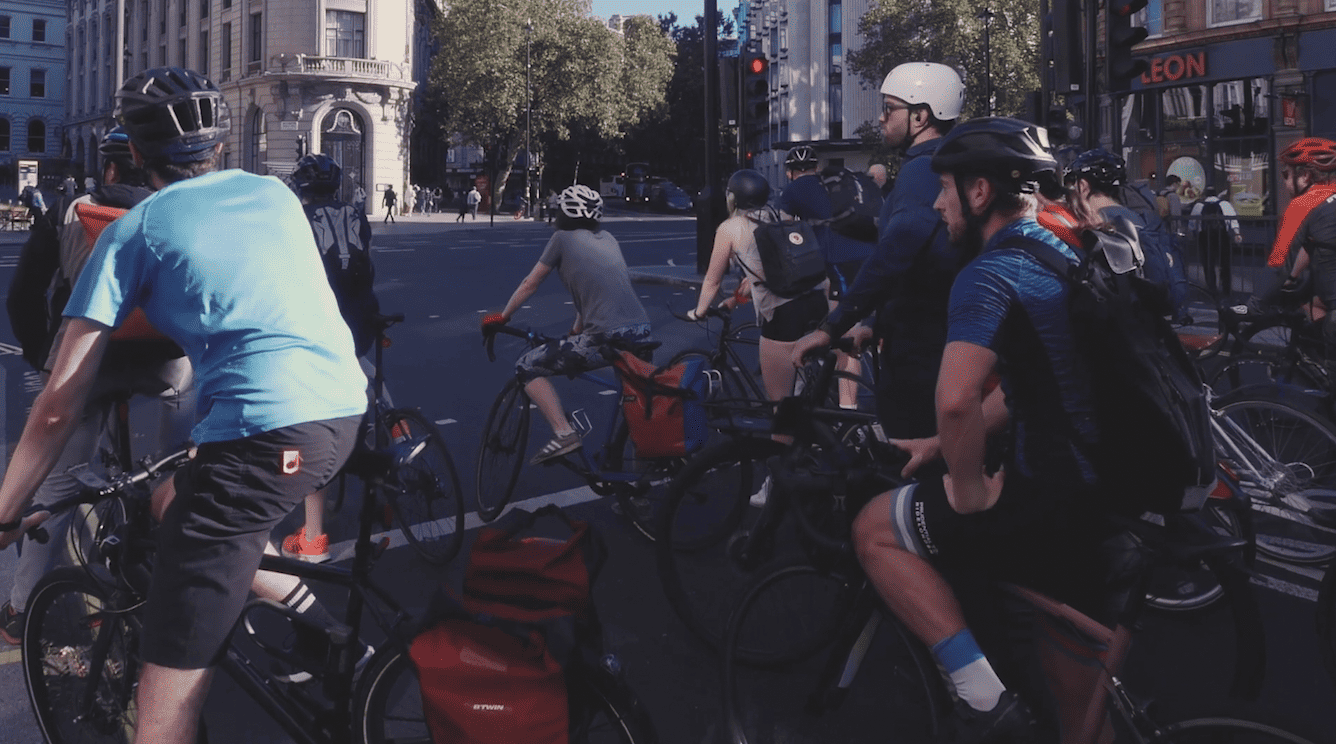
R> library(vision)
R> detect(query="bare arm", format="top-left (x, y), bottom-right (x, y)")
top-left (0, 318), bottom-right (109, 540)
top-left (936, 340), bottom-right (1003, 514)
top-left (693, 220), bottom-right (738, 317)
top-left (501, 261), bottom-right (554, 321)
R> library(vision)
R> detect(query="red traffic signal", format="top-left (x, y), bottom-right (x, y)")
top-left (747, 56), bottom-right (768, 76)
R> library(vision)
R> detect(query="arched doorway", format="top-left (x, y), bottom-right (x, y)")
top-left (320, 108), bottom-right (364, 204)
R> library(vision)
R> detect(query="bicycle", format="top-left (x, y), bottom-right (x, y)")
top-left (655, 342), bottom-right (895, 660)
top-left (720, 500), bottom-right (1317, 744)
top-left (328, 311), bottom-right (465, 566)
top-left (1202, 304), bottom-right (1329, 394)
top-left (478, 320), bottom-right (750, 541)
top-left (18, 442), bottom-right (655, 743)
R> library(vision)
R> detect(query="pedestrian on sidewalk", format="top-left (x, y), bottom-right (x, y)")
top-left (382, 186), bottom-right (397, 223)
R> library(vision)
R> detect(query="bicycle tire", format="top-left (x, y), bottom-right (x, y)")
top-left (1318, 558), bottom-right (1336, 689)
top-left (22, 567), bottom-right (144, 744)
top-left (378, 408), bottom-right (465, 565)
top-left (1143, 499), bottom-right (1249, 613)
top-left (1210, 312), bottom-right (1330, 393)
top-left (656, 436), bottom-right (790, 656)
top-left (602, 418), bottom-right (671, 543)
top-left (354, 648), bottom-right (658, 744)
top-left (475, 378), bottom-right (531, 522)
top-left (1153, 716), bottom-right (1318, 743)
top-left (1215, 390), bottom-right (1336, 565)
top-left (722, 557), bottom-right (861, 669)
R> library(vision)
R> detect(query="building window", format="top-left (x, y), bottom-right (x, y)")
top-left (200, 29), bottom-right (209, 75)
top-left (222, 22), bottom-right (232, 73)
top-left (179, 37), bottom-right (187, 66)
top-left (201, 0), bottom-right (208, 17)
top-left (91, 21), bottom-right (99, 60)
top-left (249, 12), bottom-right (262, 64)
top-left (248, 108), bottom-right (265, 172)
top-left (1329, 0), bottom-right (1336, 11)
top-left (325, 11), bottom-right (366, 58)
top-left (33, 18), bottom-right (46, 42)
top-left (223, 0), bottom-right (231, 8)
top-left (160, 0), bottom-right (167, 34)
top-left (141, 0), bottom-right (148, 41)
top-left (180, 0), bottom-right (187, 27)
top-left (28, 119), bottom-right (46, 153)
top-left (104, 13), bottom-right (112, 57)
top-left (0, 67), bottom-right (8, 96)
top-left (160, 43), bottom-right (167, 66)
top-left (0, 118), bottom-right (9, 151)
top-left (1208, 0), bottom-right (1261, 26)
top-left (0, 16), bottom-right (10, 39)
top-left (829, 1), bottom-right (840, 33)
top-left (30, 69), bottom-right (45, 98)
top-left (1135, 0), bottom-right (1164, 37)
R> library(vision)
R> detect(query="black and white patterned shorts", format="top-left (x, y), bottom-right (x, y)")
top-left (515, 323), bottom-right (653, 383)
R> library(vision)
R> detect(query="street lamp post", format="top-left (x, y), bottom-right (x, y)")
top-left (978, 8), bottom-right (995, 116)
top-left (526, 21), bottom-right (533, 219)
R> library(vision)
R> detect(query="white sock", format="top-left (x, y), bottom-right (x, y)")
top-left (949, 657), bottom-right (1006, 712)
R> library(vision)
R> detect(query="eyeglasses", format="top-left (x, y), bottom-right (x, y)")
top-left (881, 102), bottom-right (912, 118)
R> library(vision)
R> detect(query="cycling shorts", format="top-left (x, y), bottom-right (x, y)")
top-left (141, 415), bottom-right (361, 669)
top-left (761, 290), bottom-right (827, 342)
top-left (884, 475), bottom-right (1108, 609)
top-left (515, 324), bottom-right (653, 383)
top-left (826, 259), bottom-right (866, 301)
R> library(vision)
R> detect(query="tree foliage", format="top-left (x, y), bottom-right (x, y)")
top-left (425, 0), bottom-right (674, 203)
top-left (848, 0), bottom-right (1040, 124)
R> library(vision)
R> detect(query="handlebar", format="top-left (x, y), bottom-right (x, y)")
top-left (18, 446), bottom-right (193, 544)
top-left (670, 305), bottom-right (731, 324)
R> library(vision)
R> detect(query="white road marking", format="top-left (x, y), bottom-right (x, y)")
top-left (434, 418), bottom-right (457, 425)
top-left (598, 390), bottom-right (618, 395)
top-left (324, 485), bottom-right (602, 562)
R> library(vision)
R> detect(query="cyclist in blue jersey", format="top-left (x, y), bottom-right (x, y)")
top-left (0, 68), bottom-right (368, 744)
top-left (851, 118), bottom-right (1112, 744)
top-left (790, 62), bottom-right (969, 440)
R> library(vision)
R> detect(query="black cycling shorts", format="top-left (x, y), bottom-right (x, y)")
top-left (761, 290), bottom-right (827, 342)
top-left (884, 475), bottom-right (1107, 607)
top-left (141, 415), bottom-right (361, 669)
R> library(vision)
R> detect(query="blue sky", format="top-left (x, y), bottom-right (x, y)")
top-left (590, 0), bottom-right (705, 25)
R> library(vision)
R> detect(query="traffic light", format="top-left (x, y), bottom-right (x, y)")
top-left (1106, 0), bottom-right (1149, 93)
top-left (744, 55), bottom-right (769, 137)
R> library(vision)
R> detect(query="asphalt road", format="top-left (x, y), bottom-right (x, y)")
top-left (0, 207), bottom-right (1332, 743)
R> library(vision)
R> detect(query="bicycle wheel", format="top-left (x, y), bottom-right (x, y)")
top-left (1143, 500), bottom-right (1249, 613)
top-left (1154, 717), bottom-right (1317, 743)
top-left (1215, 390), bottom-right (1336, 564)
top-left (378, 408), bottom-right (465, 565)
top-left (656, 436), bottom-right (791, 655)
top-left (476, 378), bottom-right (531, 522)
top-left (723, 557), bottom-right (861, 668)
top-left (1318, 558), bottom-right (1336, 689)
top-left (354, 649), bottom-right (657, 744)
top-left (22, 567), bottom-right (143, 744)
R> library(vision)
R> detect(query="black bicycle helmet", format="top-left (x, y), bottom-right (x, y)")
top-left (727, 169), bottom-right (771, 210)
top-left (292, 153), bottom-right (342, 195)
top-left (785, 146), bottom-right (818, 171)
top-left (114, 67), bottom-right (230, 164)
top-left (1065, 148), bottom-right (1126, 192)
top-left (930, 117), bottom-right (1057, 194)
top-left (98, 126), bottom-right (133, 162)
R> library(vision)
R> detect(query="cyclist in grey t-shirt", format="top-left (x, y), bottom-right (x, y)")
top-left (494, 185), bottom-right (652, 463)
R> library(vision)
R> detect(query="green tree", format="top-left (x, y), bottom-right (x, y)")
top-left (847, 0), bottom-right (1040, 126)
top-left (425, 0), bottom-right (673, 205)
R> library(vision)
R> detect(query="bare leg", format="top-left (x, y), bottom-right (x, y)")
top-left (851, 491), bottom-right (965, 647)
top-left (836, 350), bottom-right (862, 409)
top-left (524, 377), bottom-right (573, 436)
top-left (133, 664), bottom-right (214, 744)
top-left (303, 489), bottom-right (325, 540)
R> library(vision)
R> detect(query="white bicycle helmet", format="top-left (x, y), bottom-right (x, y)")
top-left (558, 184), bottom-right (603, 220)
top-left (880, 62), bottom-right (965, 121)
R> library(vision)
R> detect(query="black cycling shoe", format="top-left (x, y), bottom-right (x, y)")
top-left (950, 690), bottom-right (1037, 744)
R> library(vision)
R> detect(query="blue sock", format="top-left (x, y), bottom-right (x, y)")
top-left (932, 629), bottom-right (1005, 711)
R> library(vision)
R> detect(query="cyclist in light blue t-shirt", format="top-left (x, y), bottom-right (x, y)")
top-left (0, 68), bottom-right (368, 744)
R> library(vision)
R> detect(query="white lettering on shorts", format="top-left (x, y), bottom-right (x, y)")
top-left (914, 500), bottom-right (939, 556)
top-left (281, 450), bottom-right (302, 475)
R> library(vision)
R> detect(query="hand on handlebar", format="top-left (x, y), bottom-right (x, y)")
top-left (790, 329), bottom-right (833, 368)
top-left (481, 312), bottom-right (508, 332)
top-left (0, 511), bottom-right (51, 550)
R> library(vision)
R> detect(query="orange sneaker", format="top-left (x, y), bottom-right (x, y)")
top-left (281, 528), bottom-right (331, 563)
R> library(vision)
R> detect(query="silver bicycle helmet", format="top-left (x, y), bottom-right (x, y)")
top-left (558, 184), bottom-right (603, 220)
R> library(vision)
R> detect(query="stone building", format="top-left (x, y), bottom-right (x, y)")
top-left (60, 0), bottom-right (431, 216)
top-left (0, 0), bottom-right (68, 197)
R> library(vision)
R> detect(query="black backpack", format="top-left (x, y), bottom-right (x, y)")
top-left (1118, 182), bottom-right (1165, 233)
top-left (305, 202), bottom-right (380, 355)
top-left (815, 166), bottom-right (882, 243)
top-left (1197, 198), bottom-right (1229, 238)
top-left (1004, 231), bottom-right (1216, 515)
top-left (744, 208), bottom-right (827, 298)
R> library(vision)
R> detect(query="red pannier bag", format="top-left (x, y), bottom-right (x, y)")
top-left (409, 506), bottom-right (605, 744)
top-left (612, 350), bottom-right (709, 459)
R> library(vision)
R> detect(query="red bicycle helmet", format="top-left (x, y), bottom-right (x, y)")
top-left (1279, 138), bottom-right (1336, 172)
